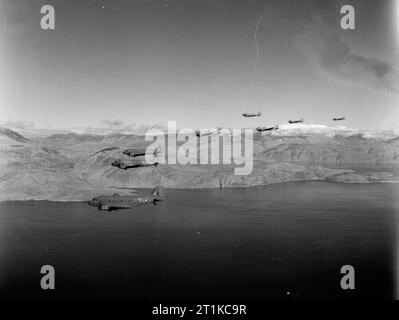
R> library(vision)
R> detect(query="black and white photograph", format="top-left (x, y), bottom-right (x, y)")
top-left (0, 0), bottom-right (398, 306)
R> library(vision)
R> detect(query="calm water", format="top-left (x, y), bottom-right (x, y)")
top-left (0, 181), bottom-right (398, 299)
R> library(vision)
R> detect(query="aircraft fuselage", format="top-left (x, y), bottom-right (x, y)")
top-left (242, 112), bottom-right (261, 117)
top-left (111, 159), bottom-right (158, 170)
top-left (288, 119), bottom-right (304, 124)
top-left (88, 187), bottom-right (164, 211)
top-left (123, 148), bottom-right (159, 157)
top-left (88, 195), bottom-right (156, 210)
top-left (256, 125), bottom-right (279, 132)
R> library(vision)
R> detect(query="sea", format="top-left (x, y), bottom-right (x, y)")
top-left (0, 181), bottom-right (398, 299)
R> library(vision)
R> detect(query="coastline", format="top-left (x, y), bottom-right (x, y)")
top-left (1, 176), bottom-right (398, 202)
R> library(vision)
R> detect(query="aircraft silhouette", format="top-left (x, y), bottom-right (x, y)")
top-left (333, 117), bottom-right (345, 121)
top-left (288, 118), bottom-right (304, 124)
top-left (242, 111), bottom-right (261, 117)
top-left (256, 125), bottom-right (279, 132)
top-left (111, 159), bottom-right (158, 170)
top-left (122, 147), bottom-right (161, 157)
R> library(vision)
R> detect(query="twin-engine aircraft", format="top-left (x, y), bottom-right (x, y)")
top-left (113, 147), bottom-right (161, 169)
top-left (333, 116), bottom-right (345, 121)
top-left (288, 118), bottom-right (304, 124)
top-left (122, 147), bottom-right (161, 157)
top-left (111, 159), bottom-right (158, 170)
top-left (88, 186), bottom-right (165, 211)
top-left (256, 125), bottom-right (279, 132)
top-left (242, 111), bottom-right (261, 118)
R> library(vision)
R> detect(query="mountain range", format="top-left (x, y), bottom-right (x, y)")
top-left (0, 124), bottom-right (398, 200)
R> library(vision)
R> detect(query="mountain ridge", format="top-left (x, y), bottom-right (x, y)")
top-left (0, 125), bottom-right (398, 200)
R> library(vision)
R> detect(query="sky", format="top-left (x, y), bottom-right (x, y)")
top-left (0, 0), bottom-right (398, 131)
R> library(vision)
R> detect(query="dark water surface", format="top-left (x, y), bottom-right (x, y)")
top-left (0, 182), bottom-right (398, 299)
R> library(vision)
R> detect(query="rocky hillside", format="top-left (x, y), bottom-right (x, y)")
top-left (0, 126), bottom-right (398, 200)
top-left (0, 127), bottom-right (29, 143)
top-left (253, 133), bottom-right (399, 164)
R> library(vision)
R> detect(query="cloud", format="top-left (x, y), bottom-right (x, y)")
top-left (0, 120), bottom-right (35, 129)
top-left (272, 123), bottom-right (399, 140)
top-left (300, 25), bottom-right (398, 92)
top-left (274, 123), bottom-right (355, 137)
top-left (72, 120), bottom-right (168, 135)
top-left (98, 119), bottom-right (127, 130)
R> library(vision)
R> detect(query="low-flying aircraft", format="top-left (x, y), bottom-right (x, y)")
top-left (333, 116), bottom-right (345, 121)
top-left (256, 125), bottom-right (279, 132)
top-left (122, 147), bottom-right (160, 157)
top-left (88, 186), bottom-right (165, 211)
top-left (242, 112), bottom-right (261, 118)
top-left (288, 118), bottom-right (304, 124)
top-left (111, 159), bottom-right (158, 170)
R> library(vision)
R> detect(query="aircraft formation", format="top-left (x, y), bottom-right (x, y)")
top-left (88, 112), bottom-right (346, 210)
top-left (89, 147), bottom-right (163, 211)
top-left (242, 112), bottom-right (346, 133)
top-left (111, 147), bottom-right (160, 170)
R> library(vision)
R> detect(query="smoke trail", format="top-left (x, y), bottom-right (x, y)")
top-left (248, 12), bottom-right (274, 103)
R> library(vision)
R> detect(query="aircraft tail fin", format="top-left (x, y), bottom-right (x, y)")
top-left (151, 186), bottom-right (165, 200)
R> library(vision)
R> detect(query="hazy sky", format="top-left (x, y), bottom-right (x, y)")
top-left (0, 0), bottom-right (398, 130)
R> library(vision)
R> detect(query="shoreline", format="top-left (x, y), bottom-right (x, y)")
top-left (1, 178), bottom-right (398, 203)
